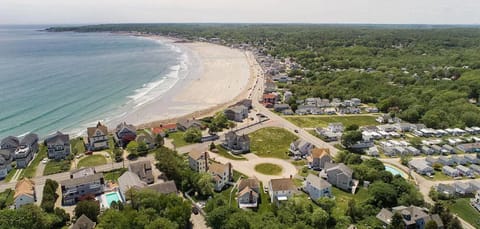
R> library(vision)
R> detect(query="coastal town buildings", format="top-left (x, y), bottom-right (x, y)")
top-left (224, 105), bottom-right (248, 122)
top-left (237, 177), bottom-right (260, 208)
top-left (114, 122), bottom-right (137, 148)
top-left (223, 131), bottom-right (250, 154)
top-left (14, 178), bottom-right (36, 209)
top-left (307, 148), bottom-right (332, 170)
top-left (376, 205), bottom-right (443, 228)
top-left (188, 151), bottom-right (209, 173)
top-left (87, 122), bottom-right (109, 151)
top-left (325, 163), bottom-right (353, 191)
top-left (268, 178), bottom-right (297, 204)
top-left (208, 162), bottom-right (233, 191)
top-left (177, 119), bottom-right (204, 131)
top-left (61, 170), bottom-right (105, 205)
top-left (128, 160), bottom-right (154, 184)
top-left (304, 174), bottom-right (332, 201)
top-left (45, 131), bottom-right (70, 160)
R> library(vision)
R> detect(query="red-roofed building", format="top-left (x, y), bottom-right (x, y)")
top-left (263, 93), bottom-right (277, 108)
top-left (152, 123), bottom-right (178, 136)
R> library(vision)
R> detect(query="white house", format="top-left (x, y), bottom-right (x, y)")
top-left (408, 160), bottom-right (434, 175)
top-left (456, 165), bottom-right (473, 177)
top-left (208, 162), bottom-right (233, 191)
top-left (188, 151), bottom-right (209, 173)
top-left (304, 174), bottom-right (332, 201)
top-left (268, 178), bottom-right (297, 203)
top-left (442, 166), bottom-right (459, 177)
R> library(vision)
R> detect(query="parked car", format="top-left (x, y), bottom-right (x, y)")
top-left (192, 206), bottom-right (199, 215)
top-left (41, 158), bottom-right (48, 164)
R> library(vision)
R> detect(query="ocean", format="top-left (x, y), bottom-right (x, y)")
top-left (0, 26), bottom-right (185, 138)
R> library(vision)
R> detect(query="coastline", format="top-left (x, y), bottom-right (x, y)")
top-left (115, 34), bottom-right (256, 130)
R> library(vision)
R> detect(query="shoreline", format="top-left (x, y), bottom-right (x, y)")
top-left (117, 34), bottom-right (257, 130)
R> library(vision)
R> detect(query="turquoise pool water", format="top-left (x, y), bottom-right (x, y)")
top-left (105, 192), bottom-right (121, 207)
top-left (385, 165), bottom-right (407, 178)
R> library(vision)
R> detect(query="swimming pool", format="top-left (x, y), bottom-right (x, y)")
top-left (385, 165), bottom-right (407, 178)
top-left (105, 192), bottom-right (122, 207)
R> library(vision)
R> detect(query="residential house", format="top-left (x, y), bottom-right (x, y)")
top-left (304, 174), bottom-right (332, 201)
top-left (148, 181), bottom-right (178, 195)
top-left (454, 182), bottom-right (473, 195)
top-left (152, 123), bottom-right (177, 137)
top-left (14, 178), bottom-right (36, 209)
top-left (406, 146), bottom-right (420, 156)
top-left (87, 122), bottom-right (109, 151)
top-left (431, 145), bottom-right (443, 154)
top-left (223, 131), bottom-right (250, 154)
top-left (421, 146), bottom-right (435, 155)
top-left (237, 177), bottom-right (260, 208)
top-left (71, 214), bottom-right (96, 229)
top-left (273, 104), bottom-right (291, 113)
top-left (114, 122), bottom-right (137, 148)
top-left (60, 172), bottom-right (105, 205)
top-left (176, 119), bottom-right (204, 131)
top-left (136, 132), bottom-right (156, 149)
top-left (425, 156), bottom-right (437, 166)
top-left (436, 183), bottom-right (456, 197)
top-left (262, 93), bottom-right (277, 107)
top-left (235, 99), bottom-right (252, 109)
top-left (465, 154), bottom-right (480, 164)
top-left (325, 163), bottom-right (353, 191)
top-left (118, 171), bottom-right (147, 202)
top-left (408, 160), bottom-right (434, 175)
top-left (0, 136), bottom-right (19, 155)
top-left (0, 150), bottom-right (13, 179)
top-left (457, 143), bottom-right (480, 153)
top-left (456, 165), bottom-right (473, 177)
top-left (128, 161), bottom-right (154, 184)
top-left (289, 140), bottom-right (314, 158)
top-left (224, 105), bottom-right (248, 122)
top-left (45, 131), bottom-right (70, 160)
top-left (376, 205), bottom-right (443, 229)
top-left (438, 156), bottom-right (454, 166)
top-left (451, 155), bottom-right (467, 165)
top-left (327, 123), bottom-right (344, 133)
top-left (15, 133), bottom-right (39, 168)
top-left (470, 180), bottom-right (480, 192)
top-left (268, 178), bottom-right (297, 203)
top-left (470, 164), bottom-right (480, 174)
top-left (442, 166), bottom-right (459, 177)
top-left (208, 162), bottom-right (233, 191)
top-left (366, 146), bottom-right (380, 157)
top-left (188, 151), bottom-right (209, 173)
top-left (307, 148), bottom-right (332, 170)
top-left (442, 145), bottom-right (455, 154)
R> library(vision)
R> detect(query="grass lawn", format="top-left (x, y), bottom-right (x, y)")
top-left (447, 198), bottom-right (480, 228)
top-left (77, 154), bottom-right (107, 168)
top-left (331, 187), bottom-right (370, 219)
top-left (43, 160), bottom-right (71, 176)
top-left (285, 115), bottom-right (378, 128)
top-left (0, 188), bottom-right (14, 209)
top-left (70, 137), bottom-right (86, 155)
top-left (22, 144), bottom-right (47, 178)
top-left (104, 168), bottom-right (128, 181)
top-left (257, 182), bottom-right (273, 214)
top-left (254, 163), bottom-right (283, 175)
top-left (3, 167), bottom-right (18, 182)
top-left (249, 127), bottom-right (298, 159)
top-left (167, 131), bottom-right (191, 148)
top-left (214, 145), bottom-right (246, 161)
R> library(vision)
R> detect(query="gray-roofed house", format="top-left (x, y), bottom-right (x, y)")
top-left (406, 146), bottom-right (420, 156)
top-left (268, 178), bottom-right (297, 203)
top-left (436, 183), bottom-right (456, 197)
top-left (431, 145), bottom-right (443, 154)
top-left (451, 155), bottom-right (467, 165)
top-left (128, 161), bottom-right (154, 184)
top-left (456, 165), bottom-right (473, 177)
top-left (223, 131), bottom-right (250, 154)
top-left (15, 133), bottom-right (39, 168)
top-left (118, 171), bottom-right (146, 202)
top-left (470, 164), bottom-right (480, 174)
top-left (176, 119), bottom-right (204, 131)
top-left (442, 145), bottom-right (455, 154)
top-left (376, 205), bottom-right (443, 229)
top-left (465, 154), bottom-right (480, 164)
top-left (289, 139), bottom-right (314, 158)
top-left (135, 132), bottom-right (155, 149)
top-left (325, 163), bottom-right (353, 191)
top-left (114, 122), bottom-right (137, 148)
top-left (457, 143), bottom-right (480, 153)
top-left (0, 150), bottom-right (13, 179)
top-left (61, 172), bottom-right (105, 205)
top-left (438, 156), bottom-right (454, 166)
top-left (408, 160), bottom-right (434, 175)
top-left (421, 146), bottom-right (435, 155)
top-left (442, 166), bottom-right (459, 177)
top-left (224, 105), bottom-right (248, 122)
top-left (87, 122), bottom-right (109, 151)
top-left (71, 214), bottom-right (96, 229)
top-left (273, 104), bottom-right (291, 112)
top-left (454, 182), bottom-right (473, 195)
top-left (237, 177), bottom-right (260, 208)
top-left (148, 180), bottom-right (178, 195)
top-left (304, 174), bottom-right (332, 201)
top-left (45, 131), bottom-right (70, 160)
top-left (0, 136), bottom-right (19, 155)
top-left (425, 156), bottom-right (437, 166)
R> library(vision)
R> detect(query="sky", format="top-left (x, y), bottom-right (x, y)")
top-left (1, 0), bottom-right (480, 25)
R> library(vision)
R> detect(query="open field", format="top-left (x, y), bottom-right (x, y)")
top-left (447, 198), bottom-right (480, 228)
top-left (43, 160), bottom-right (71, 176)
top-left (285, 115), bottom-right (378, 128)
top-left (254, 163), bottom-right (283, 175)
top-left (249, 127), bottom-right (298, 159)
top-left (77, 154), bottom-right (107, 168)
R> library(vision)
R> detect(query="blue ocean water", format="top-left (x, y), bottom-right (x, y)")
top-left (0, 26), bottom-right (183, 138)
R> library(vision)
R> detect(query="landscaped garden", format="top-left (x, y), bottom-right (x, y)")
top-left (77, 154), bottom-right (107, 168)
top-left (249, 127), bottom-right (297, 159)
top-left (254, 163), bottom-right (283, 175)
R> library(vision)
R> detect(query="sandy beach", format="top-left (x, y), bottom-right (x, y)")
top-left (117, 35), bottom-right (255, 129)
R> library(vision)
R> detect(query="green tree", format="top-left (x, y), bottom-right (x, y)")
top-left (317, 197), bottom-right (336, 214)
top-left (388, 212), bottom-right (406, 229)
top-left (126, 141), bottom-right (139, 157)
top-left (196, 173), bottom-right (214, 196)
top-left (154, 134), bottom-right (164, 147)
top-left (311, 208), bottom-right (329, 228)
top-left (145, 218), bottom-right (178, 229)
top-left (345, 124), bottom-right (359, 131)
top-left (137, 141), bottom-right (148, 156)
top-left (368, 182), bottom-right (398, 208)
top-left (425, 220), bottom-right (438, 229)
top-left (184, 127), bottom-right (202, 143)
top-left (341, 130), bottom-right (363, 148)
top-left (75, 200), bottom-right (100, 222)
